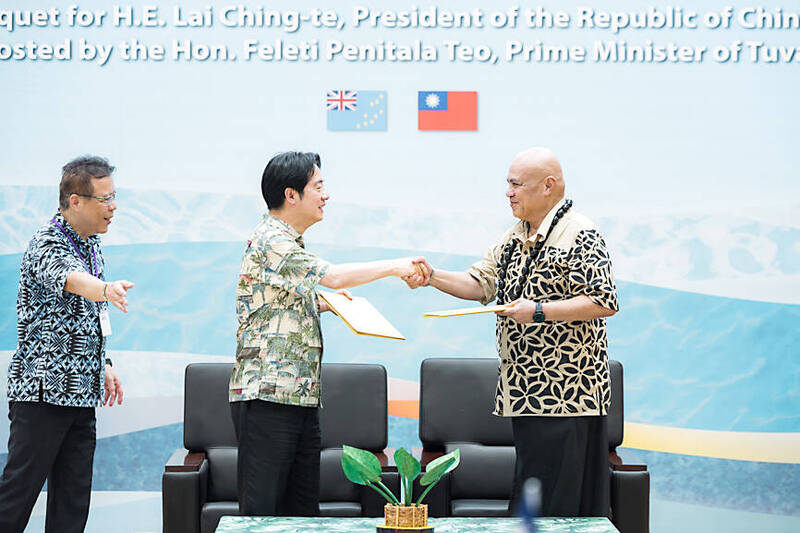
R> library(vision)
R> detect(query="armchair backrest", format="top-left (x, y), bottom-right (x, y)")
top-left (419, 358), bottom-right (513, 448)
top-left (608, 359), bottom-right (624, 449)
top-left (183, 362), bottom-right (388, 451)
top-left (320, 363), bottom-right (387, 450)
top-left (184, 363), bottom-right (237, 451)
top-left (419, 357), bottom-right (624, 451)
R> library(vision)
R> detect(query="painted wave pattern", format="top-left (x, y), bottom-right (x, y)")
top-left (0, 187), bottom-right (798, 517)
top-left (0, 186), bottom-right (798, 303)
top-left (0, 243), bottom-right (797, 434)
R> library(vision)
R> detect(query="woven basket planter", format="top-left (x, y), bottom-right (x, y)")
top-left (382, 503), bottom-right (429, 529)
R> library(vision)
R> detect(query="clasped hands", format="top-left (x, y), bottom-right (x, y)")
top-left (398, 257), bottom-right (432, 288)
top-left (398, 257), bottom-right (538, 323)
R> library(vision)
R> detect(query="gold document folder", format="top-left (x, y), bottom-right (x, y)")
top-left (423, 304), bottom-right (508, 317)
top-left (318, 291), bottom-right (405, 340)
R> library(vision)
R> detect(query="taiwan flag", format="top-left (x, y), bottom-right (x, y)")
top-left (417, 91), bottom-right (478, 131)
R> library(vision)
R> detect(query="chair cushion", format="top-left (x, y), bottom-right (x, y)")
top-left (320, 448), bottom-right (360, 502)
top-left (206, 447), bottom-right (238, 501)
top-left (319, 502), bottom-right (363, 517)
top-left (200, 501), bottom-right (239, 533)
top-left (452, 499), bottom-right (511, 517)
top-left (447, 443), bottom-right (515, 500)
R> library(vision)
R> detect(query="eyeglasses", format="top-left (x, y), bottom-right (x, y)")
top-left (75, 192), bottom-right (117, 206)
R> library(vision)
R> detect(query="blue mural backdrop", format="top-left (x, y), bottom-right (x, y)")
top-left (1, 1), bottom-right (799, 531)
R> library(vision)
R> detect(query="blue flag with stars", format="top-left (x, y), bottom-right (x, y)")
top-left (326, 90), bottom-right (387, 131)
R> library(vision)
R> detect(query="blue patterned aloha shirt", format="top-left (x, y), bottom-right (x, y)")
top-left (230, 214), bottom-right (330, 407)
top-left (6, 212), bottom-right (107, 407)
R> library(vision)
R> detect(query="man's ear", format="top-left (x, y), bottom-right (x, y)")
top-left (69, 193), bottom-right (81, 210)
top-left (542, 176), bottom-right (556, 195)
top-left (284, 187), bottom-right (297, 205)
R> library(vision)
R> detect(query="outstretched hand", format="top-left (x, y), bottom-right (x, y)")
top-left (106, 280), bottom-right (134, 313)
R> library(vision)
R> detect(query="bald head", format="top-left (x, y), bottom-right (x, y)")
top-left (511, 147), bottom-right (565, 194)
top-left (506, 147), bottom-right (566, 226)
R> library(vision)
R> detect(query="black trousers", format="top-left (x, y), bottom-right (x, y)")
top-left (0, 401), bottom-right (96, 533)
top-left (230, 399), bottom-right (321, 516)
top-left (509, 415), bottom-right (610, 517)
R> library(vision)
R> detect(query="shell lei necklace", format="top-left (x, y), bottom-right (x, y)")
top-left (496, 199), bottom-right (573, 305)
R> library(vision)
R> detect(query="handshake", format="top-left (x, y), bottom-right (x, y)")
top-left (395, 257), bottom-right (433, 289)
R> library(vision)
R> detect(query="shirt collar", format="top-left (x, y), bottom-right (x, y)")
top-left (52, 212), bottom-right (99, 247)
top-left (530, 198), bottom-right (567, 242)
top-left (265, 213), bottom-right (304, 246)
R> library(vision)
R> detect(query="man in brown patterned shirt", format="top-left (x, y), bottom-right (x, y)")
top-left (411, 147), bottom-right (618, 517)
top-left (231, 151), bottom-right (426, 517)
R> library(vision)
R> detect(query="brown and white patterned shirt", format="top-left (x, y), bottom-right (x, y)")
top-left (468, 199), bottom-right (619, 417)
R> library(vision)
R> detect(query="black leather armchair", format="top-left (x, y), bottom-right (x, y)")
top-left (162, 362), bottom-right (390, 533)
top-left (419, 358), bottom-right (649, 533)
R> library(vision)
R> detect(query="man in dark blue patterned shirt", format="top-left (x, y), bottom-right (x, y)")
top-left (0, 156), bottom-right (134, 533)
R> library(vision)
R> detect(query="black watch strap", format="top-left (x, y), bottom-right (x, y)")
top-left (105, 358), bottom-right (113, 367)
top-left (533, 301), bottom-right (546, 323)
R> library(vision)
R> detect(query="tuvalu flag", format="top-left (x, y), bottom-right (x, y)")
top-left (327, 90), bottom-right (387, 131)
top-left (417, 91), bottom-right (478, 131)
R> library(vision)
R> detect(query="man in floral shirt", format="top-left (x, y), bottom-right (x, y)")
top-left (230, 151), bottom-right (426, 516)
top-left (0, 156), bottom-right (134, 533)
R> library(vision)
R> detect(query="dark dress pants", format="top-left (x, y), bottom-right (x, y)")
top-left (230, 399), bottom-right (321, 516)
top-left (509, 415), bottom-right (610, 517)
top-left (0, 401), bottom-right (96, 533)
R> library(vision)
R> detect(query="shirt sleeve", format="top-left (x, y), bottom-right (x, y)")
top-left (278, 246), bottom-right (331, 299)
top-left (568, 229), bottom-right (619, 311)
top-left (29, 233), bottom-right (88, 295)
top-left (467, 241), bottom-right (502, 305)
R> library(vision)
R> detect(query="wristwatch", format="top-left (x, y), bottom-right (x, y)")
top-left (532, 302), bottom-right (546, 323)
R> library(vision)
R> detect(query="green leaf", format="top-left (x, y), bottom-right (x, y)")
top-left (341, 445), bottom-right (382, 486)
top-left (420, 449), bottom-right (461, 486)
top-left (394, 448), bottom-right (421, 504)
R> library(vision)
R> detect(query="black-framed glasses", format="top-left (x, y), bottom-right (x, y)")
top-left (75, 192), bottom-right (117, 206)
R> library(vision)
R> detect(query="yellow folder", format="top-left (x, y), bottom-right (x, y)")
top-left (318, 291), bottom-right (405, 340)
top-left (423, 305), bottom-right (508, 317)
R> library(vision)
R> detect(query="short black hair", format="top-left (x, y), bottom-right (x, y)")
top-left (261, 151), bottom-right (321, 209)
top-left (59, 155), bottom-right (115, 210)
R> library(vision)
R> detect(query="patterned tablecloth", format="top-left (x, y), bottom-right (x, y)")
top-left (216, 516), bottom-right (620, 533)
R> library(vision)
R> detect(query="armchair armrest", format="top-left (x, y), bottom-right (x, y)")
top-left (419, 449), bottom-right (444, 468)
top-left (609, 448), bottom-right (649, 533)
top-left (609, 450), bottom-right (648, 471)
top-left (165, 448), bottom-right (206, 473)
top-left (163, 448), bottom-right (209, 533)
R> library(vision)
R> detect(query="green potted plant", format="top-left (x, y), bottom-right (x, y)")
top-left (341, 445), bottom-right (460, 532)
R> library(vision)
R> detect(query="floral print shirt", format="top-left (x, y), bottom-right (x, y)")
top-left (468, 200), bottom-right (619, 417)
top-left (229, 214), bottom-right (330, 407)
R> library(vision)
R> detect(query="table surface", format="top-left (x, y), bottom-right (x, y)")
top-left (216, 516), bottom-right (620, 533)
